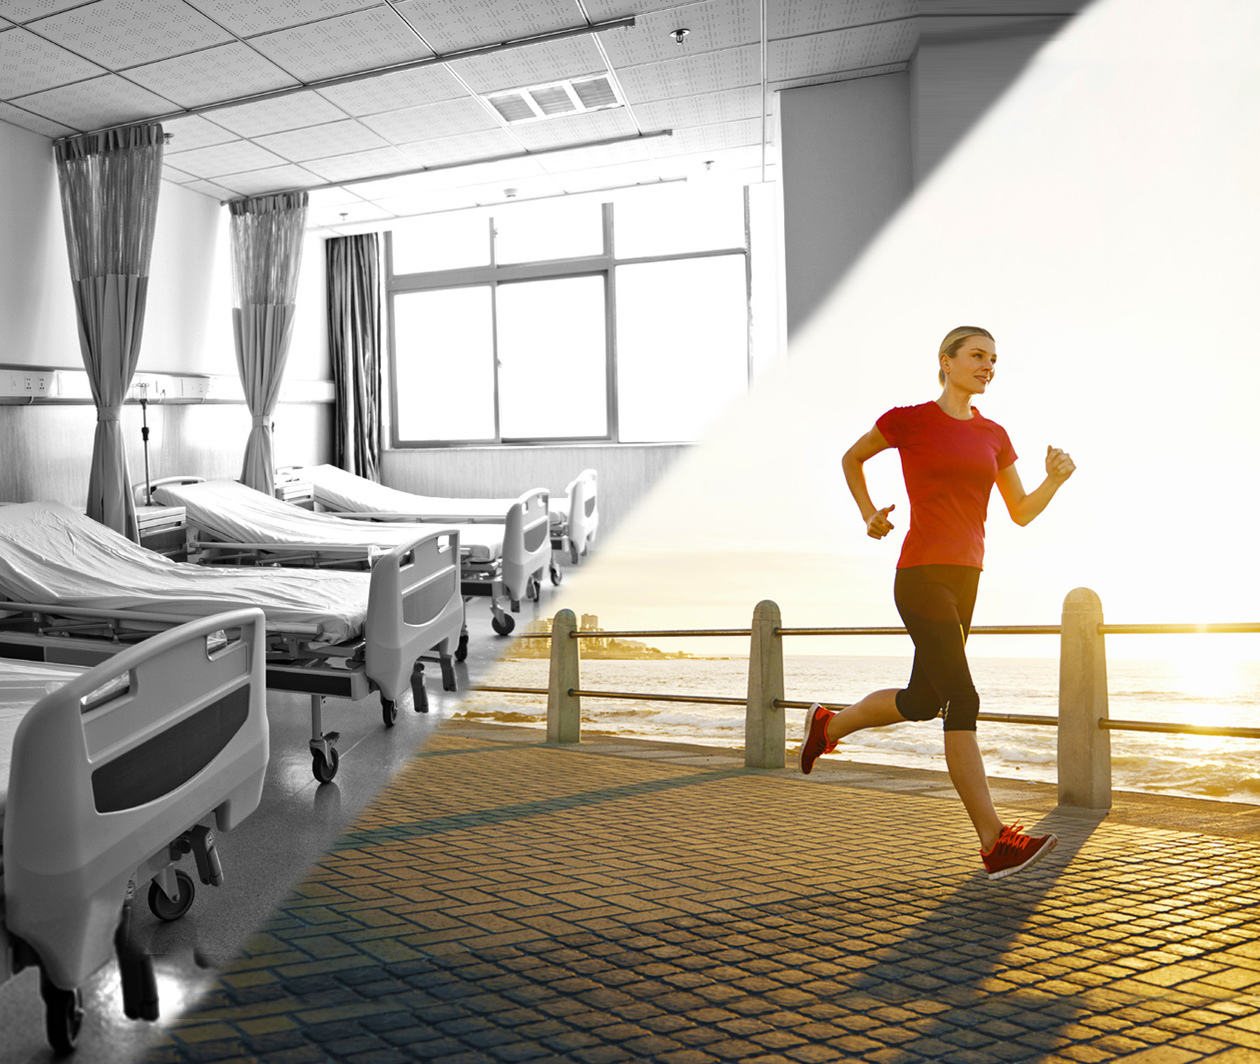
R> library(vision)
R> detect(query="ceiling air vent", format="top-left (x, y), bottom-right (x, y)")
top-left (485, 75), bottom-right (623, 124)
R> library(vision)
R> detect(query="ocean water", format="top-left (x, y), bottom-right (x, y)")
top-left (462, 654), bottom-right (1260, 805)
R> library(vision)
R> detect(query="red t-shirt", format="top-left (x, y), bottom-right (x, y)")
top-left (875, 401), bottom-right (1016, 570)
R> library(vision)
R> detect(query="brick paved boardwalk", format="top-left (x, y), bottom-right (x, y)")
top-left (142, 725), bottom-right (1260, 1063)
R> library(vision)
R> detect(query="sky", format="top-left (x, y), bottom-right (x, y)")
top-left (544, 0), bottom-right (1260, 664)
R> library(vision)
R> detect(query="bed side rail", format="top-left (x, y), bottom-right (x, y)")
top-left (4, 608), bottom-right (269, 990)
top-left (363, 528), bottom-right (464, 701)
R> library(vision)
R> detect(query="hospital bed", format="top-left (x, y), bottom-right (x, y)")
top-left (149, 475), bottom-right (548, 638)
top-left (290, 463), bottom-right (599, 567)
top-left (1, 607), bottom-right (267, 1053)
top-left (0, 502), bottom-right (463, 783)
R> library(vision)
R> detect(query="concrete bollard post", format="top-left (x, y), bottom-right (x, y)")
top-left (745, 599), bottom-right (785, 769)
top-left (1057, 587), bottom-right (1111, 809)
top-left (547, 609), bottom-right (580, 744)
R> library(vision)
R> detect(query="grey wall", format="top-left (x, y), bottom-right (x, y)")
top-left (911, 25), bottom-right (1061, 184)
top-left (779, 74), bottom-right (912, 338)
top-left (780, 24), bottom-right (1065, 339)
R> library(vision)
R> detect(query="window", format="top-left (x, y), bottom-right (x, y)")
top-left (393, 286), bottom-right (495, 442)
top-left (496, 276), bottom-right (607, 439)
top-left (615, 256), bottom-right (748, 443)
top-left (387, 186), bottom-right (752, 446)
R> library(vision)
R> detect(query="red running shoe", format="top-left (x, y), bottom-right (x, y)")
top-left (981, 823), bottom-right (1057, 879)
top-left (799, 703), bottom-right (837, 774)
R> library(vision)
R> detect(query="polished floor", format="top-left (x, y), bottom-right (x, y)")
top-left (0, 580), bottom-right (549, 1064)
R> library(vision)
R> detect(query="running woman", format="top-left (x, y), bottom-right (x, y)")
top-left (800, 326), bottom-right (1075, 879)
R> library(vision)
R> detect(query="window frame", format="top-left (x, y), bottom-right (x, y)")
top-left (386, 193), bottom-right (752, 448)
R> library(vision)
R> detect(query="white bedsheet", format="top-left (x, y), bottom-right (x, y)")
top-left (299, 464), bottom-right (524, 523)
top-left (0, 658), bottom-right (84, 807)
top-left (0, 502), bottom-right (368, 642)
top-left (154, 479), bottom-right (503, 563)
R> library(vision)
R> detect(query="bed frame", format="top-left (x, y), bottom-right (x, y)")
top-left (0, 526), bottom-right (462, 784)
top-left (1, 608), bottom-right (267, 1053)
top-left (150, 475), bottom-right (546, 638)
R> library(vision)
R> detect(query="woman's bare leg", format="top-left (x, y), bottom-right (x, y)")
top-left (944, 731), bottom-right (1003, 851)
top-left (824, 688), bottom-right (904, 742)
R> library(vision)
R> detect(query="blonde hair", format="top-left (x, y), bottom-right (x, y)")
top-left (938, 326), bottom-right (995, 385)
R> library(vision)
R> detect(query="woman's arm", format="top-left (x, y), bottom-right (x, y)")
top-left (842, 426), bottom-right (896, 538)
top-left (996, 445), bottom-right (1076, 526)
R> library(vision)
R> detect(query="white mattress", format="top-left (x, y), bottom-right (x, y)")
top-left (0, 502), bottom-right (368, 643)
top-left (155, 478), bottom-right (503, 564)
top-left (0, 658), bottom-right (84, 807)
top-left (299, 464), bottom-right (530, 524)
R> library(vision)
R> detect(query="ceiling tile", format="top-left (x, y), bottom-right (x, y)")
top-left (308, 200), bottom-right (394, 227)
top-left (31, 0), bottom-right (232, 68)
top-left (126, 42), bottom-right (299, 108)
top-left (0, 26), bottom-right (104, 98)
top-left (655, 117), bottom-right (762, 155)
top-left (161, 113), bottom-right (238, 150)
top-left (396, 127), bottom-right (520, 167)
top-left (557, 160), bottom-right (682, 193)
top-left (249, 5), bottom-right (433, 83)
top-left (534, 133), bottom-right (661, 174)
top-left (359, 95), bottom-right (498, 144)
top-left (340, 170), bottom-right (434, 200)
top-left (634, 85), bottom-right (762, 131)
top-left (767, 0), bottom-right (915, 36)
top-left (163, 138), bottom-right (290, 178)
top-left (0, 0), bottom-right (90, 20)
top-left (315, 62), bottom-right (465, 116)
top-left (449, 35), bottom-right (606, 95)
top-left (13, 73), bottom-right (176, 131)
top-left (188, 0), bottom-right (381, 37)
top-left (255, 118), bottom-right (388, 161)
top-left (208, 91), bottom-right (348, 137)
top-left (393, 0), bottom-right (580, 54)
top-left (306, 185), bottom-right (370, 208)
top-left (300, 144), bottom-right (413, 182)
top-left (162, 162), bottom-right (197, 181)
top-left (0, 98), bottom-right (74, 136)
top-left (601, 0), bottom-right (759, 68)
top-left (772, 64), bottom-right (906, 94)
top-left (617, 43), bottom-right (761, 104)
top-left (505, 106), bottom-right (638, 151)
top-left (214, 162), bottom-right (325, 195)
top-left (581, 0), bottom-right (666, 17)
top-left (182, 177), bottom-right (237, 200)
top-left (769, 20), bottom-right (916, 81)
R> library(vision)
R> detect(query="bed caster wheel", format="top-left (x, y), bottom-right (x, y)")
top-left (40, 973), bottom-right (83, 1056)
top-left (412, 677), bottom-right (429, 713)
top-left (312, 746), bottom-right (340, 784)
top-left (550, 565), bottom-right (562, 586)
top-left (491, 613), bottom-right (515, 637)
top-left (455, 632), bottom-right (469, 663)
top-left (440, 657), bottom-right (456, 692)
top-left (381, 696), bottom-right (398, 727)
top-left (569, 543), bottom-right (580, 565)
top-left (148, 870), bottom-right (195, 922)
top-left (510, 597), bottom-right (521, 612)
top-left (527, 577), bottom-right (542, 601)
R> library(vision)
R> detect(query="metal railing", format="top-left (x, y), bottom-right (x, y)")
top-left (470, 588), bottom-right (1260, 810)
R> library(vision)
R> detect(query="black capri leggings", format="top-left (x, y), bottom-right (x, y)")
top-left (893, 564), bottom-right (982, 732)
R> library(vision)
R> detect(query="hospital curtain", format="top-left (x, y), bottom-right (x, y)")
top-left (54, 123), bottom-right (164, 542)
top-left (326, 233), bottom-right (381, 481)
top-left (229, 191), bottom-right (308, 495)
